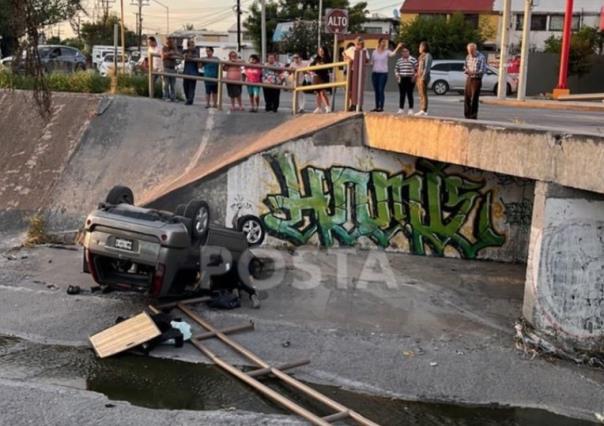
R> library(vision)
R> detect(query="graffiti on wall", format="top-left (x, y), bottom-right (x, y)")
top-left (261, 152), bottom-right (506, 259)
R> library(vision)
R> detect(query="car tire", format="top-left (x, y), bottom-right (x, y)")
top-left (184, 200), bottom-right (210, 240)
top-left (237, 215), bottom-right (266, 247)
top-left (83, 250), bottom-right (90, 274)
top-left (432, 80), bottom-right (449, 96)
top-left (106, 185), bottom-right (134, 205)
top-left (174, 204), bottom-right (186, 216)
top-left (493, 83), bottom-right (512, 96)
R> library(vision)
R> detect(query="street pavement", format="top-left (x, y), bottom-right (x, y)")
top-left (0, 245), bottom-right (603, 423)
top-left (176, 79), bottom-right (604, 136)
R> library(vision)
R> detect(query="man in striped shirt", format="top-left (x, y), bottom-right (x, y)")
top-left (464, 42), bottom-right (487, 119)
top-left (394, 47), bottom-right (418, 115)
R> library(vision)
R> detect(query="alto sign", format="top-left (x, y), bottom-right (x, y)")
top-left (325, 8), bottom-right (349, 34)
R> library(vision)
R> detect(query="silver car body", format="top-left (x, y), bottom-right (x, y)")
top-left (428, 59), bottom-right (518, 95)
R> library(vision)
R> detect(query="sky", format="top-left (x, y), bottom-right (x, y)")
top-left (51, 0), bottom-right (403, 38)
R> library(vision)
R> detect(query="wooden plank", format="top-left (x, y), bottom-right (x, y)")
top-left (89, 312), bottom-right (161, 358)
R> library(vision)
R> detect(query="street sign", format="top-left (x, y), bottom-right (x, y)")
top-left (325, 8), bottom-right (349, 34)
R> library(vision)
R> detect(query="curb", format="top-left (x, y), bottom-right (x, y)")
top-left (481, 98), bottom-right (604, 113)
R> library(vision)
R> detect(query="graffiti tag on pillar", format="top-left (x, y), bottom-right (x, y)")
top-left (261, 152), bottom-right (505, 259)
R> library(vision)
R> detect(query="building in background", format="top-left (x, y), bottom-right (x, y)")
top-left (493, 0), bottom-right (603, 52)
top-left (399, 0), bottom-right (499, 47)
top-left (361, 14), bottom-right (400, 39)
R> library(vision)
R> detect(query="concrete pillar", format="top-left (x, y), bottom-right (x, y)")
top-left (524, 182), bottom-right (604, 352)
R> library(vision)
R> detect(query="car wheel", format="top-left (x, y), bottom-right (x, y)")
top-left (432, 80), bottom-right (449, 96)
top-left (106, 185), bottom-right (134, 205)
top-left (185, 200), bottom-right (210, 240)
top-left (493, 83), bottom-right (512, 96)
top-left (237, 215), bottom-right (265, 247)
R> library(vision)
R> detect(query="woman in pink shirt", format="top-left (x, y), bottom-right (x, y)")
top-left (244, 54), bottom-right (262, 112)
top-left (224, 51), bottom-right (243, 111)
top-left (370, 38), bottom-right (402, 112)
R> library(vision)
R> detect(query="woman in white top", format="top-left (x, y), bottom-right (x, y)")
top-left (370, 38), bottom-right (402, 112)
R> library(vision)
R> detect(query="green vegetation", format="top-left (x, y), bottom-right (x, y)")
top-left (544, 27), bottom-right (604, 77)
top-left (0, 70), bottom-right (163, 98)
top-left (245, 0), bottom-right (368, 56)
top-left (398, 13), bottom-right (486, 59)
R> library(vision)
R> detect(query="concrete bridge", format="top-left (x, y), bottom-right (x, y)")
top-left (1, 91), bottom-right (602, 353)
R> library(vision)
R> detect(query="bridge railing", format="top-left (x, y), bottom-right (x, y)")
top-left (148, 53), bottom-right (350, 113)
top-left (290, 61), bottom-right (350, 115)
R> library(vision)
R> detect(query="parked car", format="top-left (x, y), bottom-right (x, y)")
top-left (82, 186), bottom-right (262, 305)
top-left (429, 60), bottom-right (518, 96)
top-left (98, 53), bottom-right (133, 77)
top-left (5, 45), bottom-right (86, 73)
top-left (92, 45), bottom-right (123, 70)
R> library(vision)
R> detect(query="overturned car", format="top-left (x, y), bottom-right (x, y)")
top-left (82, 186), bottom-right (261, 306)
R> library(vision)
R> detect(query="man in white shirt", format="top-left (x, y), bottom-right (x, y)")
top-left (147, 36), bottom-right (162, 85)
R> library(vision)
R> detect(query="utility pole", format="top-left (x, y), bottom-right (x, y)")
top-left (517, 0), bottom-right (532, 100)
top-left (131, 0), bottom-right (148, 55)
top-left (497, 0), bottom-right (512, 99)
top-left (151, 0), bottom-right (169, 34)
top-left (261, 0), bottom-right (266, 61)
top-left (236, 0), bottom-right (242, 52)
top-left (553, 0), bottom-right (574, 98)
top-left (318, 0), bottom-right (323, 49)
top-left (120, 0), bottom-right (126, 74)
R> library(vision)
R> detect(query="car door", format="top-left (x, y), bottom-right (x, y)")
top-left (448, 62), bottom-right (466, 91)
top-left (59, 47), bottom-right (78, 72)
top-left (482, 67), bottom-right (498, 92)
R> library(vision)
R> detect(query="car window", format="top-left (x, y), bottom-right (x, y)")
top-left (450, 63), bottom-right (465, 72)
top-left (431, 63), bottom-right (450, 72)
top-left (61, 47), bottom-right (76, 57)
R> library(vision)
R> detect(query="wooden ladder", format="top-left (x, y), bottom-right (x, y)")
top-left (149, 298), bottom-right (379, 426)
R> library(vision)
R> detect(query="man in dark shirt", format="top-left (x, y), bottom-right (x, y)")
top-left (161, 37), bottom-right (178, 101)
top-left (182, 39), bottom-right (199, 105)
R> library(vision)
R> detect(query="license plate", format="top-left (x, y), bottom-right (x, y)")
top-left (114, 237), bottom-right (134, 251)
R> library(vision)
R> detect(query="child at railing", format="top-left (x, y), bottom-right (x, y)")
top-left (244, 54), bottom-right (262, 113)
top-left (224, 51), bottom-right (243, 112)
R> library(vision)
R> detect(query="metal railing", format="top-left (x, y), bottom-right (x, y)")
top-left (291, 61), bottom-right (350, 115)
top-left (148, 53), bottom-right (350, 114)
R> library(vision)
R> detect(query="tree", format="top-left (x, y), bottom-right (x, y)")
top-left (7, 0), bottom-right (84, 117)
top-left (244, 0), bottom-right (368, 55)
top-left (281, 20), bottom-right (319, 59)
top-left (398, 13), bottom-right (485, 59)
top-left (544, 27), bottom-right (603, 77)
top-left (80, 15), bottom-right (137, 53)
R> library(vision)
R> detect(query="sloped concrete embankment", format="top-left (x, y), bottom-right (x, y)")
top-left (0, 91), bottom-right (98, 234)
top-left (0, 93), bottom-right (306, 237)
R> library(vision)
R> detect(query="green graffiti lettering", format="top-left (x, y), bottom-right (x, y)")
top-left (261, 153), bottom-right (505, 259)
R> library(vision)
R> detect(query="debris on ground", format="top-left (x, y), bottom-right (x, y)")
top-left (66, 285), bottom-right (81, 295)
top-left (90, 312), bottom-right (161, 358)
top-left (514, 319), bottom-right (604, 368)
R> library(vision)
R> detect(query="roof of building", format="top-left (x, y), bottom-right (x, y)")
top-left (400, 0), bottom-right (494, 14)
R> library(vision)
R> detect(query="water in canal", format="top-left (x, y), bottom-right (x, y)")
top-left (0, 336), bottom-right (599, 425)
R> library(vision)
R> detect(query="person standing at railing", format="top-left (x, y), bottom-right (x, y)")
top-left (343, 37), bottom-right (369, 112)
top-left (224, 51), bottom-right (243, 112)
top-left (415, 41), bottom-right (432, 116)
top-left (182, 39), bottom-right (199, 106)
top-left (147, 36), bottom-right (162, 87)
top-left (395, 47), bottom-right (417, 115)
top-left (243, 54), bottom-right (262, 112)
top-left (288, 53), bottom-right (307, 113)
top-left (463, 42), bottom-right (487, 120)
top-left (310, 47), bottom-right (332, 114)
top-left (262, 53), bottom-right (285, 113)
top-left (161, 37), bottom-right (178, 102)
top-left (202, 47), bottom-right (219, 109)
top-left (370, 39), bottom-right (403, 112)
